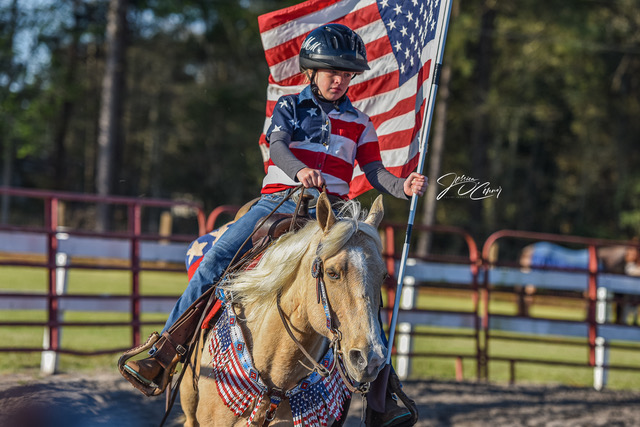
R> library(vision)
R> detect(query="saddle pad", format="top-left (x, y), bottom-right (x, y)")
top-left (208, 305), bottom-right (352, 426)
top-left (186, 225), bottom-right (231, 280)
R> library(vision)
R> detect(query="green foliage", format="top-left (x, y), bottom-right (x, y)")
top-left (1, 0), bottom-right (640, 239)
top-left (436, 0), bottom-right (640, 240)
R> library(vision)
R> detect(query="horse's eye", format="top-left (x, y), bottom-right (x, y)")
top-left (326, 269), bottom-right (340, 279)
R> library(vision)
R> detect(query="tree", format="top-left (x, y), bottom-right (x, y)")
top-left (96, 0), bottom-right (128, 231)
top-left (416, 0), bottom-right (460, 257)
top-left (0, 0), bottom-right (20, 224)
top-left (4, 0), bottom-right (640, 242)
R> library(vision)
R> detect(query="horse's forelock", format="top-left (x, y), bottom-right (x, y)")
top-left (317, 219), bottom-right (380, 257)
top-left (335, 199), bottom-right (365, 222)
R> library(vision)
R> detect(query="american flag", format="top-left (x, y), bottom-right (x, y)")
top-left (258, 0), bottom-right (448, 198)
top-left (209, 307), bottom-right (267, 425)
top-left (287, 349), bottom-right (352, 426)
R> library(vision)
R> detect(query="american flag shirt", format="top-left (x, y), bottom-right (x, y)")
top-left (262, 85), bottom-right (382, 199)
top-left (258, 0), bottom-right (449, 198)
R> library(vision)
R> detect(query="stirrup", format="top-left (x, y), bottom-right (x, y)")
top-left (118, 332), bottom-right (176, 397)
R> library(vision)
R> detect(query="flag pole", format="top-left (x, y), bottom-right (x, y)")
top-left (386, 0), bottom-right (454, 366)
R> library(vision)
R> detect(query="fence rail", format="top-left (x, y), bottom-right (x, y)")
top-left (2, 187), bottom-right (640, 388)
top-left (481, 229), bottom-right (640, 388)
top-left (0, 187), bottom-right (238, 373)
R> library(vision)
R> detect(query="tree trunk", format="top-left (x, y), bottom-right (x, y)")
top-left (416, 0), bottom-right (459, 257)
top-left (1, 0), bottom-right (19, 224)
top-left (96, 0), bottom-right (128, 231)
top-left (469, 1), bottom-right (496, 239)
top-left (416, 62), bottom-right (452, 257)
top-left (1, 138), bottom-right (13, 224)
top-left (53, 1), bottom-right (82, 191)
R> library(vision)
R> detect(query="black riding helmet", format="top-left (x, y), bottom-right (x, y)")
top-left (299, 24), bottom-right (369, 73)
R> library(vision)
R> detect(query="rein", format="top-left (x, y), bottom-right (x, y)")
top-left (276, 293), bottom-right (335, 378)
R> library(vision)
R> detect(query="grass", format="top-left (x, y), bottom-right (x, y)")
top-left (0, 264), bottom-right (184, 374)
top-left (2, 265), bottom-right (640, 390)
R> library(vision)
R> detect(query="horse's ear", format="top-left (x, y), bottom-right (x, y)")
top-left (364, 195), bottom-right (384, 228)
top-left (316, 192), bottom-right (336, 233)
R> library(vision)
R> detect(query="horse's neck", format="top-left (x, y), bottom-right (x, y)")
top-left (242, 273), bottom-right (326, 391)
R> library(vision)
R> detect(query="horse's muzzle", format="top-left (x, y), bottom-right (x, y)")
top-left (348, 347), bottom-right (385, 382)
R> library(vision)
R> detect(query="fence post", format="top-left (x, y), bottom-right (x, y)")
top-left (395, 261), bottom-right (417, 380)
top-left (130, 203), bottom-right (142, 347)
top-left (593, 287), bottom-right (609, 390)
top-left (587, 245), bottom-right (598, 367)
top-left (41, 250), bottom-right (69, 374)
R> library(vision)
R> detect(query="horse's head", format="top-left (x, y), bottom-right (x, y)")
top-left (311, 193), bottom-right (387, 383)
top-left (223, 193), bottom-right (388, 385)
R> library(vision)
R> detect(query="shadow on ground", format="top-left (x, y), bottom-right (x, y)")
top-left (3, 374), bottom-right (640, 427)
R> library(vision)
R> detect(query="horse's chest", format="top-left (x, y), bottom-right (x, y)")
top-left (205, 306), bottom-right (352, 426)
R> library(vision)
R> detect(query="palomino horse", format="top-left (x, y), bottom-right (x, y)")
top-left (519, 241), bottom-right (640, 323)
top-left (180, 193), bottom-right (388, 426)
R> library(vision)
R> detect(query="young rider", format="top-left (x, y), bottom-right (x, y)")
top-left (125, 23), bottom-right (426, 426)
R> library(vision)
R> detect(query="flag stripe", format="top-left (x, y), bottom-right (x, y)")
top-left (260, 0), bottom-right (376, 50)
top-left (355, 140), bottom-right (382, 165)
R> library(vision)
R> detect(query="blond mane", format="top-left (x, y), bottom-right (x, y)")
top-left (221, 199), bottom-right (382, 322)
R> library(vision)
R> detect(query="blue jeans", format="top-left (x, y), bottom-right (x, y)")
top-left (162, 190), bottom-right (318, 332)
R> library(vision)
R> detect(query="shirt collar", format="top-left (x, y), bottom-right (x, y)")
top-left (298, 85), bottom-right (357, 115)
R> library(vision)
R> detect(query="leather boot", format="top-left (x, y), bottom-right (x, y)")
top-left (124, 357), bottom-right (163, 386)
top-left (118, 332), bottom-right (179, 397)
top-left (380, 392), bottom-right (412, 427)
top-left (118, 292), bottom-right (214, 396)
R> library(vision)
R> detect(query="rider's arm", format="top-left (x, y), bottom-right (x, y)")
top-left (362, 161), bottom-right (408, 199)
top-left (356, 119), bottom-right (408, 199)
top-left (269, 131), bottom-right (308, 181)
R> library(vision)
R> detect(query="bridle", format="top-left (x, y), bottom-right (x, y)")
top-left (275, 240), bottom-right (371, 395)
top-left (267, 240), bottom-right (370, 426)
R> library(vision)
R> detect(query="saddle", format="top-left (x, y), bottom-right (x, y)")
top-left (251, 210), bottom-right (311, 246)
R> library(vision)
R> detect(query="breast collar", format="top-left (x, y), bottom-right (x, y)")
top-left (207, 304), bottom-right (352, 426)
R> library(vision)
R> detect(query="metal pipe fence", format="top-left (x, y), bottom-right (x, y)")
top-left (0, 187), bottom-right (211, 371)
top-left (2, 187), bottom-right (640, 388)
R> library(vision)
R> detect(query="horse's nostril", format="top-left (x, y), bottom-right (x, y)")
top-left (349, 349), bottom-right (366, 370)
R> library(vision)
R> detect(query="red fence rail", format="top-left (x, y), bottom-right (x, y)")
top-left (481, 230), bottom-right (640, 385)
top-left (381, 222), bottom-right (481, 379)
top-left (0, 187), bottom-right (211, 355)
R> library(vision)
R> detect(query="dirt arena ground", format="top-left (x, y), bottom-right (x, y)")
top-left (2, 372), bottom-right (640, 426)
